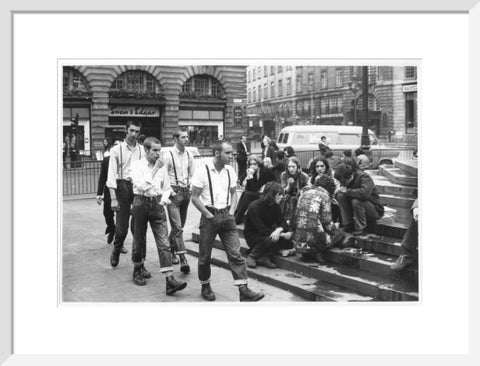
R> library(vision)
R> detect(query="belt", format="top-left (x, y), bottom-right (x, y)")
top-left (117, 179), bottom-right (132, 184)
top-left (134, 194), bottom-right (162, 202)
top-left (206, 206), bottom-right (230, 214)
top-left (172, 185), bottom-right (190, 191)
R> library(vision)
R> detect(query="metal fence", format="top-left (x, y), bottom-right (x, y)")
top-left (62, 146), bottom-right (416, 196)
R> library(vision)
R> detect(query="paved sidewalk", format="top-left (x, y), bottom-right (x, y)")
top-left (63, 197), bottom-right (305, 302)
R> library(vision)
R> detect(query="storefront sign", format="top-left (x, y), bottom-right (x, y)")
top-left (109, 106), bottom-right (160, 117)
top-left (320, 113), bottom-right (344, 118)
top-left (402, 84), bottom-right (417, 93)
top-left (234, 107), bottom-right (243, 124)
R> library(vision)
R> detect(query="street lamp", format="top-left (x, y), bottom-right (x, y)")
top-left (360, 66), bottom-right (370, 150)
top-left (347, 74), bottom-right (361, 125)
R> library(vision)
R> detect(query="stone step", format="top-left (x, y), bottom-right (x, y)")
top-left (380, 194), bottom-right (416, 209)
top-left (379, 165), bottom-right (418, 187)
top-left (184, 241), bottom-right (374, 302)
top-left (190, 233), bottom-right (418, 301)
top-left (371, 175), bottom-right (418, 197)
top-left (354, 234), bottom-right (404, 256)
top-left (394, 159), bottom-right (418, 177)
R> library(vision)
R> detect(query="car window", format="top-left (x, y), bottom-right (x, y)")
top-left (277, 133), bottom-right (283, 144)
top-left (369, 133), bottom-right (379, 145)
top-left (282, 133), bottom-right (289, 143)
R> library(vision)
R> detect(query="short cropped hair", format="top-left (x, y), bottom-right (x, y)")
top-left (143, 137), bottom-right (161, 150)
top-left (126, 120), bottom-right (142, 130)
top-left (334, 163), bottom-right (354, 183)
top-left (173, 127), bottom-right (188, 139)
top-left (212, 140), bottom-right (232, 155)
top-left (343, 149), bottom-right (352, 157)
top-left (355, 148), bottom-right (365, 156)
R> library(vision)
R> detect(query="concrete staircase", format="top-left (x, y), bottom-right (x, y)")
top-left (188, 158), bottom-right (418, 302)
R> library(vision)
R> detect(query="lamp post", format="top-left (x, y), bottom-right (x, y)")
top-left (347, 74), bottom-right (361, 126)
top-left (360, 66), bottom-right (370, 150)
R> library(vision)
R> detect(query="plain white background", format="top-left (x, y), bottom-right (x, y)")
top-left (14, 13), bottom-right (468, 354)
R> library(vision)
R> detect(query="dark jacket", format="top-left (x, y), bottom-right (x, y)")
top-left (345, 171), bottom-right (384, 217)
top-left (261, 145), bottom-right (277, 165)
top-left (245, 167), bottom-right (276, 192)
top-left (244, 199), bottom-right (289, 248)
top-left (236, 141), bottom-right (248, 162)
top-left (97, 156), bottom-right (110, 196)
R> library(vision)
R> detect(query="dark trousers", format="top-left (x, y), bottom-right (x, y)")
top-left (198, 210), bottom-right (247, 285)
top-left (401, 219), bottom-right (418, 257)
top-left (131, 196), bottom-right (173, 272)
top-left (336, 192), bottom-right (379, 232)
top-left (112, 180), bottom-right (135, 254)
top-left (103, 188), bottom-right (115, 235)
top-left (237, 158), bottom-right (247, 183)
top-left (234, 191), bottom-right (260, 224)
top-left (166, 187), bottom-right (191, 255)
top-left (249, 237), bottom-right (293, 258)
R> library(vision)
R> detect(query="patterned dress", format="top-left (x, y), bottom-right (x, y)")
top-left (292, 186), bottom-right (336, 254)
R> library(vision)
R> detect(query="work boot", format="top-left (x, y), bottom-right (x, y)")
top-left (110, 251), bottom-right (120, 267)
top-left (170, 248), bottom-right (180, 265)
top-left (133, 268), bottom-right (146, 286)
top-left (141, 265), bottom-right (151, 279)
top-left (391, 254), bottom-right (416, 271)
top-left (239, 285), bottom-right (265, 302)
top-left (166, 276), bottom-right (187, 295)
top-left (246, 255), bottom-right (257, 268)
top-left (201, 283), bottom-right (216, 301)
top-left (179, 254), bottom-right (190, 274)
top-left (107, 232), bottom-right (115, 244)
top-left (256, 256), bottom-right (277, 269)
top-left (120, 246), bottom-right (128, 254)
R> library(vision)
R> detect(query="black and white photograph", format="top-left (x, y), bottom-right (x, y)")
top-left (62, 63), bottom-right (419, 303)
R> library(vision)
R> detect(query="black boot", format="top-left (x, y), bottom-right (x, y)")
top-left (238, 285), bottom-right (265, 302)
top-left (179, 254), bottom-right (190, 274)
top-left (201, 283), bottom-right (216, 301)
top-left (133, 267), bottom-right (146, 286)
top-left (166, 275), bottom-right (187, 295)
top-left (141, 265), bottom-right (151, 279)
top-left (110, 250), bottom-right (120, 267)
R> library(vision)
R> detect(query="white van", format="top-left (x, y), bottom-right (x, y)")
top-left (276, 125), bottom-right (399, 168)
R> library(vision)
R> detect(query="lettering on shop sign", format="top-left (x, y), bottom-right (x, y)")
top-left (109, 106), bottom-right (160, 117)
top-left (402, 84), bottom-right (417, 93)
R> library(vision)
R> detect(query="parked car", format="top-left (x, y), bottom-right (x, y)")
top-left (276, 125), bottom-right (400, 169)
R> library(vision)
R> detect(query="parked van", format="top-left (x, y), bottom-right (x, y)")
top-left (276, 125), bottom-right (399, 169)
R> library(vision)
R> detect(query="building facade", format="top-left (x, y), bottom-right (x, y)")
top-left (245, 65), bottom-right (418, 144)
top-left (62, 65), bottom-right (247, 158)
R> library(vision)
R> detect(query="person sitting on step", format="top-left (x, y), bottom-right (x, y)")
top-left (280, 157), bottom-right (309, 225)
top-left (245, 182), bottom-right (294, 269)
top-left (234, 156), bottom-right (275, 225)
top-left (391, 199), bottom-right (418, 271)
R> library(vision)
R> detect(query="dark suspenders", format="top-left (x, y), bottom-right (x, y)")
top-left (170, 150), bottom-right (191, 186)
top-left (205, 164), bottom-right (230, 207)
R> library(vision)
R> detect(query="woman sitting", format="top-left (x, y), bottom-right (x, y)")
top-left (245, 182), bottom-right (294, 269)
top-left (234, 156), bottom-right (276, 224)
top-left (292, 174), bottom-right (340, 264)
top-left (308, 156), bottom-right (332, 185)
top-left (280, 157), bottom-right (309, 225)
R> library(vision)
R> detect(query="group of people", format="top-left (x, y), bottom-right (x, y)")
top-left (234, 135), bottom-right (417, 271)
top-left (96, 122), bottom-right (265, 301)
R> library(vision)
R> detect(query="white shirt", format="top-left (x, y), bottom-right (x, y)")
top-left (163, 146), bottom-right (195, 187)
top-left (106, 141), bottom-right (145, 189)
top-left (130, 158), bottom-right (172, 200)
top-left (191, 159), bottom-right (237, 209)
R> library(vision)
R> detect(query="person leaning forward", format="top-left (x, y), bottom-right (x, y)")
top-left (107, 120), bottom-right (145, 266)
top-left (191, 140), bottom-right (265, 302)
top-left (129, 137), bottom-right (187, 295)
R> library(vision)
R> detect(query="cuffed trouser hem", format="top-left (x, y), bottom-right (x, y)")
top-left (176, 250), bottom-right (187, 255)
top-left (162, 270), bottom-right (173, 277)
top-left (234, 279), bottom-right (248, 286)
top-left (160, 266), bottom-right (174, 273)
top-left (132, 259), bottom-right (144, 266)
top-left (200, 279), bottom-right (210, 285)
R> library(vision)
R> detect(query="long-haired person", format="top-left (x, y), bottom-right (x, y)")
top-left (234, 156), bottom-right (275, 225)
top-left (244, 182), bottom-right (294, 269)
top-left (280, 157), bottom-right (309, 224)
top-left (308, 156), bottom-right (332, 185)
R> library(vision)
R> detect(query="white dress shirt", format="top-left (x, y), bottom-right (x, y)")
top-left (130, 158), bottom-right (172, 201)
top-left (106, 141), bottom-right (145, 189)
top-left (163, 146), bottom-right (195, 187)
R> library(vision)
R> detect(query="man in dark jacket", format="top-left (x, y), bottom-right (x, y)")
top-left (334, 163), bottom-right (384, 235)
top-left (236, 136), bottom-right (248, 185)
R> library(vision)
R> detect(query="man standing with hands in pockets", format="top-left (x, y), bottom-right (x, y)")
top-left (130, 137), bottom-right (187, 294)
top-left (191, 140), bottom-right (264, 302)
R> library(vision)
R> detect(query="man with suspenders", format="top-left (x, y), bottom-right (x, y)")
top-left (191, 140), bottom-right (265, 302)
top-left (107, 120), bottom-right (145, 268)
top-left (163, 128), bottom-right (194, 274)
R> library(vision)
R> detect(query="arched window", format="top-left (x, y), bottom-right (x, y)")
top-left (63, 67), bottom-right (90, 97)
top-left (111, 71), bottom-right (162, 99)
top-left (181, 75), bottom-right (225, 99)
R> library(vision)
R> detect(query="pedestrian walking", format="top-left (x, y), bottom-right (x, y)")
top-left (163, 128), bottom-right (195, 273)
top-left (191, 140), bottom-right (264, 302)
top-left (236, 135), bottom-right (249, 185)
top-left (107, 120), bottom-right (145, 267)
top-left (129, 137), bottom-right (187, 294)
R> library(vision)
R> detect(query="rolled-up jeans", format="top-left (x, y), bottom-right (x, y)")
top-left (198, 208), bottom-right (247, 286)
top-left (112, 180), bottom-right (134, 254)
top-left (336, 192), bottom-right (379, 232)
top-left (131, 195), bottom-right (173, 273)
top-left (166, 187), bottom-right (191, 255)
